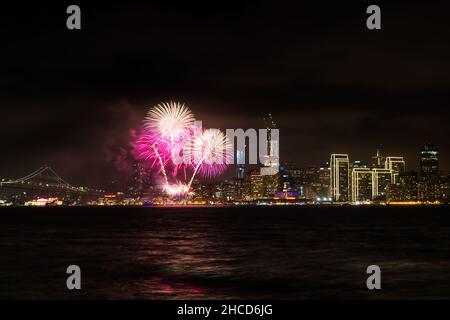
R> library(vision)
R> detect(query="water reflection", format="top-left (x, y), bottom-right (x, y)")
top-left (2, 206), bottom-right (450, 299)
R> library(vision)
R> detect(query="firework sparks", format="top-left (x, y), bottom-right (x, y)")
top-left (188, 128), bottom-right (232, 188)
top-left (164, 183), bottom-right (190, 196)
top-left (144, 101), bottom-right (195, 147)
top-left (137, 101), bottom-right (196, 186)
top-left (134, 130), bottom-right (170, 185)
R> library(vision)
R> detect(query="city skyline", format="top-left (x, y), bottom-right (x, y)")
top-left (1, 141), bottom-right (448, 206)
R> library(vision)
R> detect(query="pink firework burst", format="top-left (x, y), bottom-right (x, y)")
top-left (132, 101), bottom-right (232, 195)
top-left (135, 101), bottom-right (196, 183)
top-left (135, 129), bottom-right (171, 167)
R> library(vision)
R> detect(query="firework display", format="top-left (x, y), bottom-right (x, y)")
top-left (189, 129), bottom-right (232, 188)
top-left (135, 101), bottom-right (231, 196)
top-left (145, 101), bottom-right (195, 148)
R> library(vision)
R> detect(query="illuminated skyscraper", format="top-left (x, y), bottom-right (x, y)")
top-left (222, 180), bottom-right (238, 203)
top-left (420, 143), bottom-right (439, 180)
top-left (303, 165), bottom-right (330, 200)
top-left (330, 154), bottom-right (350, 202)
top-left (352, 168), bottom-right (373, 202)
top-left (261, 113), bottom-right (279, 176)
top-left (352, 160), bottom-right (367, 169)
top-left (372, 168), bottom-right (392, 200)
top-left (372, 149), bottom-right (385, 168)
top-left (263, 113), bottom-right (277, 156)
top-left (249, 169), bottom-right (264, 200)
top-left (418, 144), bottom-right (440, 200)
top-left (236, 149), bottom-right (245, 180)
top-left (261, 113), bottom-right (281, 198)
top-left (285, 165), bottom-right (303, 195)
top-left (385, 156), bottom-right (405, 183)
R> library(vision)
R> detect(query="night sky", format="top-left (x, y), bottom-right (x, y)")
top-left (1, 1), bottom-right (450, 189)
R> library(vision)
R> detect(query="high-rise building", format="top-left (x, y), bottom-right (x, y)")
top-left (318, 166), bottom-right (331, 199)
top-left (419, 143), bottom-right (439, 180)
top-left (330, 154), bottom-right (350, 202)
top-left (222, 180), bottom-right (238, 203)
top-left (249, 169), bottom-right (264, 200)
top-left (278, 164), bottom-right (293, 193)
top-left (263, 174), bottom-right (279, 198)
top-left (385, 156), bottom-right (405, 183)
top-left (263, 113), bottom-right (277, 157)
top-left (278, 165), bottom-right (293, 196)
top-left (284, 165), bottom-right (303, 195)
top-left (352, 168), bottom-right (373, 202)
top-left (372, 168), bottom-right (392, 200)
top-left (352, 160), bottom-right (368, 169)
top-left (418, 144), bottom-right (440, 201)
top-left (372, 149), bottom-right (385, 168)
top-left (233, 178), bottom-right (243, 200)
top-left (302, 165), bottom-right (330, 200)
top-left (260, 113), bottom-right (279, 176)
top-left (236, 149), bottom-right (246, 180)
top-left (240, 177), bottom-right (252, 201)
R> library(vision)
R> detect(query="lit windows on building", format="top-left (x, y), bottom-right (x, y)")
top-left (236, 149), bottom-right (246, 180)
top-left (330, 154), bottom-right (350, 202)
top-left (302, 165), bottom-right (330, 200)
top-left (388, 171), bottom-right (418, 202)
top-left (420, 143), bottom-right (439, 180)
top-left (249, 170), bottom-right (264, 200)
top-left (372, 168), bottom-right (392, 200)
top-left (385, 156), bottom-right (405, 183)
top-left (352, 168), bottom-right (373, 202)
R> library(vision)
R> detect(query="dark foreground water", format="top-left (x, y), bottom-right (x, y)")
top-left (1, 206), bottom-right (450, 299)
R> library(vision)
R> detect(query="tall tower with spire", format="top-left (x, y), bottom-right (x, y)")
top-left (263, 113), bottom-right (277, 162)
top-left (260, 113), bottom-right (279, 174)
top-left (372, 149), bottom-right (385, 168)
top-left (261, 113), bottom-right (279, 196)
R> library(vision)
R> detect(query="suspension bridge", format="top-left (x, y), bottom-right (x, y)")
top-left (0, 166), bottom-right (104, 200)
